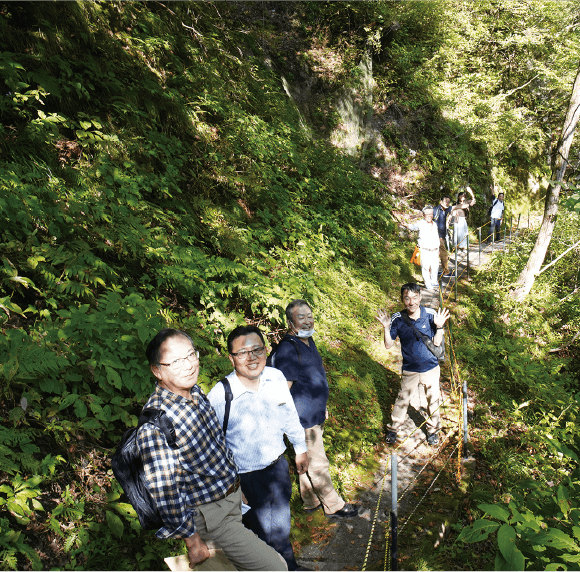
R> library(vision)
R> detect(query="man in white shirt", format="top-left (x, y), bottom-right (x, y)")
top-left (208, 325), bottom-right (308, 571)
top-left (402, 206), bottom-right (440, 290)
top-left (489, 193), bottom-right (505, 242)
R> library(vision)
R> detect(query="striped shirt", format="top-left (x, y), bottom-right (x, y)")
top-left (207, 366), bottom-right (307, 473)
top-left (137, 383), bottom-right (238, 539)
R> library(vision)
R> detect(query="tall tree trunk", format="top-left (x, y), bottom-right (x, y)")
top-left (513, 62), bottom-right (580, 301)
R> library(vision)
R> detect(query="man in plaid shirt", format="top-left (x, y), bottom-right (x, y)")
top-left (138, 328), bottom-right (286, 570)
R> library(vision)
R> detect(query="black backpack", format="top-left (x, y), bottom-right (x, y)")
top-left (111, 408), bottom-right (177, 530)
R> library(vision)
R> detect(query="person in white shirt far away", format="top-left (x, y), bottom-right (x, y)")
top-left (402, 205), bottom-right (441, 290)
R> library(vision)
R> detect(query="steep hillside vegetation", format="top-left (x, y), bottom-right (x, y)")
top-left (0, 2), bottom-right (403, 569)
top-left (1, 2), bottom-right (580, 570)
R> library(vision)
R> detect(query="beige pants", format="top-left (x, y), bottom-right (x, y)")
top-left (439, 237), bottom-right (449, 274)
top-left (389, 366), bottom-right (441, 434)
top-left (194, 488), bottom-right (287, 571)
top-left (299, 424), bottom-right (345, 514)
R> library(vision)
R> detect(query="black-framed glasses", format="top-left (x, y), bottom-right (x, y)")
top-left (230, 346), bottom-right (266, 361)
top-left (158, 350), bottom-right (199, 370)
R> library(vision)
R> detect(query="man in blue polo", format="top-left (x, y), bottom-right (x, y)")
top-left (270, 300), bottom-right (358, 519)
top-left (375, 283), bottom-right (450, 446)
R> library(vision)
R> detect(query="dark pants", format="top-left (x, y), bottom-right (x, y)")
top-left (240, 455), bottom-right (298, 571)
top-left (489, 218), bottom-right (502, 241)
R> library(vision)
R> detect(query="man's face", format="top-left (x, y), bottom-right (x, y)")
top-left (423, 209), bottom-right (434, 223)
top-left (290, 305), bottom-right (314, 334)
top-left (441, 198), bottom-right (451, 208)
top-left (402, 290), bottom-right (422, 314)
top-left (498, 193), bottom-right (504, 202)
top-left (229, 333), bottom-right (267, 385)
top-left (152, 335), bottom-right (199, 397)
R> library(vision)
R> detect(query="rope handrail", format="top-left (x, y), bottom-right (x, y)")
top-left (398, 443), bottom-right (460, 535)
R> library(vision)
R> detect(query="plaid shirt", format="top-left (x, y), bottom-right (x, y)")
top-left (137, 383), bottom-right (238, 539)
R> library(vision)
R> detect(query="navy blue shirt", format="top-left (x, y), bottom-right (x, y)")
top-left (434, 204), bottom-right (452, 238)
top-left (390, 306), bottom-right (439, 373)
top-left (270, 335), bottom-right (329, 429)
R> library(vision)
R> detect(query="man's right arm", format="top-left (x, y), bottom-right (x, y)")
top-left (185, 532), bottom-right (211, 568)
top-left (376, 309), bottom-right (395, 350)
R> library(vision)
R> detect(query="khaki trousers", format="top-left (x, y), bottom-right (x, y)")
top-left (389, 366), bottom-right (441, 434)
top-left (299, 424), bottom-right (345, 514)
top-left (439, 237), bottom-right (449, 274)
top-left (194, 488), bottom-right (287, 571)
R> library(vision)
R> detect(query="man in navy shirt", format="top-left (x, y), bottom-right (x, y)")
top-left (270, 300), bottom-right (359, 519)
top-left (433, 194), bottom-right (452, 276)
top-left (376, 283), bottom-right (450, 445)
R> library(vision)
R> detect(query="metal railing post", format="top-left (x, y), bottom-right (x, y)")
top-left (454, 249), bottom-right (458, 301)
top-left (463, 380), bottom-right (469, 459)
top-left (466, 234), bottom-right (469, 281)
top-left (391, 452), bottom-right (398, 571)
top-left (478, 227), bottom-right (481, 265)
top-left (509, 216), bottom-right (513, 245)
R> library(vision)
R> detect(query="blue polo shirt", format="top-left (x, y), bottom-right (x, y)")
top-left (390, 306), bottom-right (438, 373)
top-left (270, 335), bottom-right (329, 429)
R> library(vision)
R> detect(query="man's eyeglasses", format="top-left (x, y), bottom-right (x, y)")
top-left (158, 350), bottom-right (199, 370)
top-left (230, 346), bottom-right (266, 361)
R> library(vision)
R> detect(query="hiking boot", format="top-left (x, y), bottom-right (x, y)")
top-left (327, 503), bottom-right (359, 519)
top-left (427, 433), bottom-right (440, 446)
top-left (386, 431), bottom-right (398, 444)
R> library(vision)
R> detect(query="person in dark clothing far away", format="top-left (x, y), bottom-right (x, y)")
top-left (433, 194), bottom-right (452, 276)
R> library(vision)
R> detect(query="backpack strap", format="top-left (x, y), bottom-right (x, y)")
top-left (138, 408), bottom-right (177, 449)
top-left (218, 378), bottom-right (233, 435)
top-left (283, 336), bottom-right (302, 365)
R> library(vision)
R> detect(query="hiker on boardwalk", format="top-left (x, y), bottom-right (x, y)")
top-left (433, 195), bottom-right (453, 276)
top-left (207, 325), bottom-right (308, 571)
top-left (138, 328), bottom-right (286, 571)
top-left (488, 192), bottom-right (505, 242)
top-left (450, 186), bottom-right (476, 254)
top-left (401, 206), bottom-right (440, 290)
top-left (375, 283), bottom-right (450, 446)
top-left (269, 300), bottom-right (359, 519)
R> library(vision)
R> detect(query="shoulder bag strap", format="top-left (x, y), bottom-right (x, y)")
top-left (218, 378), bottom-right (233, 435)
top-left (138, 408), bottom-right (177, 449)
top-left (399, 311), bottom-right (432, 344)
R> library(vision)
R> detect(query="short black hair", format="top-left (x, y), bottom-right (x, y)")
top-left (441, 195), bottom-right (451, 201)
top-left (285, 299), bottom-right (311, 325)
top-left (227, 325), bottom-right (265, 354)
top-left (400, 282), bottom-right (422, 300)
top-left (146, 329), bottom-right (194, 365)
